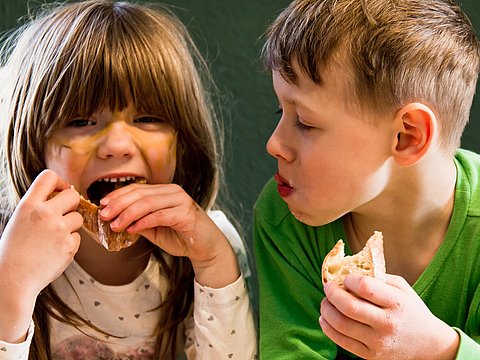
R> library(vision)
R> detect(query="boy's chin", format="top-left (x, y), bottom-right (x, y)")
top-left (288, 206), bottom-right (341, 227)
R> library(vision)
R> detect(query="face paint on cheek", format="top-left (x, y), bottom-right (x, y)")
top-left (47, 135), bottom-right (98, 158)
top-left (138, 133), bottom-right (177, 183)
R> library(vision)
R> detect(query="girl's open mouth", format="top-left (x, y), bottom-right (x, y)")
top-left (86, 176), bottom-right (147, 205)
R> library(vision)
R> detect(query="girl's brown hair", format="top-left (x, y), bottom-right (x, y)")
top-left (0, 1), bottom-right (222, 358)
top-left (263, 0), bottom-right (480, 154)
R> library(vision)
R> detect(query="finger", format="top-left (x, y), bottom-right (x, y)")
top-left (343, 273), bottom-right (411, 308)
top-left (324, 280), bottom-right (386, 326)
top-left (99, 185), bottom-right (184, 221)
top-left (26, 169), bottom-right (70, 201)
top-left (47, 188), bottom-right (81, 215)
top-left (103, 193), bottom-right (183, 231)
top-left (100, 183), bottom-right (181, 206)
top-left (319, 311), bottom-right (369, 359)
top-left (125, 207), bottom-right (187, 233)
top-left (63, 210), bottom-right (84, 232)
top-left (64, 231), bottom-right (82, 260)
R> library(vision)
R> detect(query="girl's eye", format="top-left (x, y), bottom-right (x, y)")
top-left (66, 119), bottom-right (95, 127)
top-left (275, 108), bottom-right (283, 115)
top-left (134, 116), bottom-right (164, 124)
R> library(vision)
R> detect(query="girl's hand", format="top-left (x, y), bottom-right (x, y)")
top-left (0, 169), bottom-right (83, 342)
top-left (99, 183), bottom-right (240, 288)
top-left (320, 274), bottom-right (459, 360)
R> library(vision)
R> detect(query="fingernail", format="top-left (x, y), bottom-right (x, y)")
top-left (99, 208), bottom-right (109, 217)
top-left (100, 198), bottom-right (109, 206)
top-left (110, 219), bottom-right (119, 229)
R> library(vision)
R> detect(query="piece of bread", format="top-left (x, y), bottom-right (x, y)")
top-left (50, 191), bottom-right (138, 251)
top-left (322, 231), bottom-right (386, 288)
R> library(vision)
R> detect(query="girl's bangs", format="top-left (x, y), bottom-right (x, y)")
top-left (52, 6), bottom-right (181, 127)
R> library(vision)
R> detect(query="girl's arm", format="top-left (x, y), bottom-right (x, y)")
top-left (99, 183), bottom-right (241, 287)
top-left (184, 210), bottom-right (256, 359)
top-left (99, 184), bottom-right (257, 358)
top-left (0, 170), bottom-right (82, 344)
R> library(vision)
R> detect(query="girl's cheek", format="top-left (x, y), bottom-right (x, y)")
top-left (141, 134), bottom-right (177, 183)
top-left (49, 136), bottom-right (98, 157)
top-left (45, 136), bottom-right (96, 176)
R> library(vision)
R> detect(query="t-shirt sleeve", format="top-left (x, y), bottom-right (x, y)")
top-left (0, 320), bottom-right (34, 360)
top-left (454, 328), bottom-right (480, 359)
top-left (184, 275), bottom-right (257, 359)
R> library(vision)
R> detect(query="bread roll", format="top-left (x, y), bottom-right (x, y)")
top-left (322, 231), bottom-right (386, 288)
top-left (50, 191), bottom-right (139, 251)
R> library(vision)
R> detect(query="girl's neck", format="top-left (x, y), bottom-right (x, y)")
top-left (74, 231), bottom-right (153, 286)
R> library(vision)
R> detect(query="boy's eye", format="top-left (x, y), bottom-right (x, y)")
top-left (66, 119), bottom-right (95, 127)
top-left (294, 118), bottom-right (313, 132)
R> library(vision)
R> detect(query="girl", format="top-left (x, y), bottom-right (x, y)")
top-left (0, 1), bottom-right (256, 359)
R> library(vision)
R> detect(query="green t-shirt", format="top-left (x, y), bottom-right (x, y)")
top-left (253, 149), bottom-right (480, 359)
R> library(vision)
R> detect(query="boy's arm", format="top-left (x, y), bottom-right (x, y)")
top-left (253, 212), bottom-right (337, 359)
top-left (321, 274), bottom-right (460, 359)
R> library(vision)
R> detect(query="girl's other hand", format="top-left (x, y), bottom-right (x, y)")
top-left (319, 274), bottom-right (459, 360)
top-left (0, 169), bottom-right (83, 297)
top-left (99, 183), bottom-right (240, 288)
top-left (0, 169), bottom-right (83, 343)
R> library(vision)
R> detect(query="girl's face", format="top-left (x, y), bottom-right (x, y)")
top-left (267, 65), bottom-right (396, 226)
top-left (45, 104), bottom-right (177, 203)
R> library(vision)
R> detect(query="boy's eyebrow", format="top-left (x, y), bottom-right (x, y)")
top-left (277, 95), bottom-right (312, 113)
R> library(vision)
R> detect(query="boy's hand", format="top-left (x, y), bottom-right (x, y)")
top-left (0, 169), bottom-right (83, 342)
top-left (320, 274), bottom-right (459, 360)
top-left (98, 183), bottom-right (240, 288)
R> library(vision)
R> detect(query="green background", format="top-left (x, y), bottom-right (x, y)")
top-left (1, 1), bottom-right (479, 305)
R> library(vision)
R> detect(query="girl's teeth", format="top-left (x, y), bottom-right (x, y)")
top-left (101, 176), bottom-right (137, 183)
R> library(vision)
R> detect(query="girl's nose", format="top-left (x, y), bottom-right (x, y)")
top-left (97, 122), bottom-right (136, 159)
top-left (266, 120), bottom-right (294, 163)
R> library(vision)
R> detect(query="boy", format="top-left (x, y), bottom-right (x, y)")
top-left (254, 0), bottom-right (480, 358)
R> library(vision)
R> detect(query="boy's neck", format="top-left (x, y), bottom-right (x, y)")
top-left (343, 155), bottom-right (457, 284)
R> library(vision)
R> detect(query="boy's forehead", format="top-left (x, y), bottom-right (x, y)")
top-left (272, 60), bottom-right (350, 98)
top-left (272, 62), bottom-right (363, 118)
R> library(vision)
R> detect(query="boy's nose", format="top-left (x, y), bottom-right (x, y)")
top-left (97, 122), bottom-right (136, 159)
top-left (266, 122), bottom-right (294, 163)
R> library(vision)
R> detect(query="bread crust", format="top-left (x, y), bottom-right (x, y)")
top-left (322, 231), bottom-right (386, 287)
top-left (50, 191), bottom-right (139, 251)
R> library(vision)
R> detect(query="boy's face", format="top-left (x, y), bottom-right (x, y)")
top-left (268, 65), bottom-right (396, 226)
top-left (44, 104), bottom-right (177, 203)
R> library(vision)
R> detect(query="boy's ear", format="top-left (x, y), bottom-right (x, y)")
top-left (392, 103), bottom-right (437, 167)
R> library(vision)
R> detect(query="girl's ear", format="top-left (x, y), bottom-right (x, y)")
top-left (391, 103), bottom-right (437, 167)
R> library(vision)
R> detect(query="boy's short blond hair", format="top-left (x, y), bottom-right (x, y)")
top-left (263, 0), bottom-right (480, 153)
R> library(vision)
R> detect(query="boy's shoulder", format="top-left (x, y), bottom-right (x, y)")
top-left (455, 148), bottom-right (480, 175)
top-left (254, 178), bottom-right (291, 227)
top-left (454, 149), bottom-right (480, 215)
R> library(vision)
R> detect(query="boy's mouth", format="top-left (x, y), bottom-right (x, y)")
top-left (86, 176), bottom-right (147, 205)
top-left (274, 172), bottom-right (294, 198)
